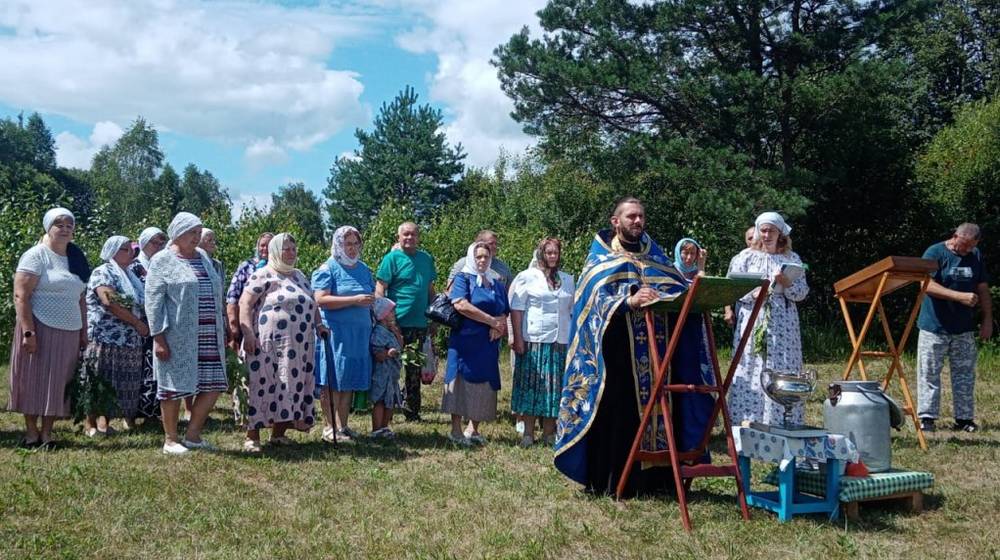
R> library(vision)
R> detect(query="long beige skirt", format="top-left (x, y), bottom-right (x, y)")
top-left (441, 375), bottom-right (497, 422)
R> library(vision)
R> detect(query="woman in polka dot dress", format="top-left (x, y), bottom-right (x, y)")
top-left (238, 233), bottom-right (329, 453)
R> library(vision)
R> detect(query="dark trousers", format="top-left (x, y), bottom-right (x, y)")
top-left (401, 327), bottom-right (428, 418)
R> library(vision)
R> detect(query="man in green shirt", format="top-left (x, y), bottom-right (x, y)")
top-left (375, 221), bottom-right (437, 421)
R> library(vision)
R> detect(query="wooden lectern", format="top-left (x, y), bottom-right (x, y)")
top-left (834, 256), bottom-right (938, 450)
top-left (615, 275), bottom-right (769, 531)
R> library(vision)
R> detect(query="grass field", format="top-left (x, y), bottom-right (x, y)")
top-left (1, 353), bottom-right (999, 560)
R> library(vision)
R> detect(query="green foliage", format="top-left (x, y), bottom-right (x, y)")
top-left (66, 352), bottom-right (119, 422)
top-left (176, 163), bottom-right (231, 222)
top-left (271, 182), bottom-right (326, 244)
top-left (211, 205), bottom-right (329, 282)
top-left (917, 96), bottom-right (1000, 278)
top-left (325, 86), bottom-right (466, 230)
top-left (89, 117), bottom-right (168, 236)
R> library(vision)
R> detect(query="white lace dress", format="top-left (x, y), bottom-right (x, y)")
top-left (727, 248), bottom-right (809, 424)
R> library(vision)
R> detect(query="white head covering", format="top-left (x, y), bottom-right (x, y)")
top-left (373, 297), bottom-right (396, 322)
top-left (138, 227), bottom-right (164, 251)
top-left (331, 225), bottom-right (362, 266)
top-left (200, 227), bottom-right (215, 240)
top-left (43, 207), bottom-right (74, 231)
top-left (100, 235), bottom-right (144, 305)
top-left (461, 241), bottom-right (493, 287)
top-left (167, 212), bottom-right (202, 241)
top-left (100, 235), bottom-right (131, 262)
top-left (755, 211), bottom-right (791, 237)
top-left (267, 233), bottom-right (296, 275)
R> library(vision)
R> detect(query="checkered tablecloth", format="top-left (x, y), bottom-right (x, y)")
top-left (763, 469), bottom-right (935, 502)
top-left (733, 426), bottom-right (860, 470)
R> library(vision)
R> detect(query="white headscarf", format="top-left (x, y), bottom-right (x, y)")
top-left (100, 235), bottom-right (144, 305)
top-left (331, 225), bottom-right (361, 267)
top-left (461, 241), bottom-right (493, 287)
top-left (43, 207), bottom-right (74, 231)
top-left (167, 212), bottom-right (202, 241)
top-left (755, 211), bottom-right (791, 238)
top-left (267, 233), bottom-right (296, 275)
top-left (138, 227), bottom-right (164, 251)
top-left (373, 297), bottom-right (396, 322)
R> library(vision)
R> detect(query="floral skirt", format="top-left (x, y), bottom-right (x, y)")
top-left (511, 342), bottom-right (565, 418)
top-left (86, 342), bottom-right (144, 419)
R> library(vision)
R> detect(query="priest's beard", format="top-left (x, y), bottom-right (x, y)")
top-left (615, 224), bottom-right (644, 245)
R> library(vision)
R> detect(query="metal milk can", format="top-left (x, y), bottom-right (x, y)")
top-left (824, 381), bottom-right (899, 473)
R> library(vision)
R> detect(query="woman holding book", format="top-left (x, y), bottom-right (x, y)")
top-left (727, 212), bottom-right (809, 425)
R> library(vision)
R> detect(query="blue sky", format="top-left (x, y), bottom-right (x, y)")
top-left (0, 0), bottom-right (542, 212)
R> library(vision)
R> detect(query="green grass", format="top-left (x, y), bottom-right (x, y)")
top-left (1, 353), bottom-right (999, 560)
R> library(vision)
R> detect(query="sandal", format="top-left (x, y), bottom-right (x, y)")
top-left (321, 427), bottom-right (338, 444)
top-left (243, 439), bottom-right (263, 453)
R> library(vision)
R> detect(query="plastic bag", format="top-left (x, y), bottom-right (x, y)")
top-left (421, 335), bottom-right (437, 384)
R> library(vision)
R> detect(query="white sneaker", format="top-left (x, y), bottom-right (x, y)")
top-left (182, 438), bottom-right (216, 451)
top-left (162, 441), bottom-right (189, 455)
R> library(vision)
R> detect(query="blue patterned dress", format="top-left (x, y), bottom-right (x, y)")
top-left (312, 259), bottom-right (374, 391)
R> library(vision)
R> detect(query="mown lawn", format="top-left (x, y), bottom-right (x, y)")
top-left (1, 353), bottom-right (998, 560)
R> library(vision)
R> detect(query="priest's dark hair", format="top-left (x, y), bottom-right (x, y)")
top-left (611, 196), bottom-right (643, 217)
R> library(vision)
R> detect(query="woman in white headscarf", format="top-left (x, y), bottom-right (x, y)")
top-left (145, 212), bottom-right (228, 454)
top-left (133, 226), bottom-right (167, 277)
top-left (199, 227), bottom-right (226, 287)
top-left (8, 207), bottom-right (89, 449)
top-left (442, 241), bottom-right (510, 445)
top-left (727, 211), bottom-right (810, 424)
top-left (84, 235), bottom-right (150, 433)
top-left (311, 225), bottom-right (375, 442)
top-left (238, 233), bottom-right (327, 452)
top-left (508, 237), bottom-right (575, 447)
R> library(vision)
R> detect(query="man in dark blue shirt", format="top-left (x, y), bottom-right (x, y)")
top-left (916, 223), bottom-right (992, 433)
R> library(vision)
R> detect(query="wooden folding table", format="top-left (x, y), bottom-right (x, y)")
top-left (833, 256), bottom-right (938, 450)
top-left (615, 275), bottom-right (770, 532)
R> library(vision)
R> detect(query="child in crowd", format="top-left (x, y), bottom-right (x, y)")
top-left (370, 297), bottom-right (404, 438)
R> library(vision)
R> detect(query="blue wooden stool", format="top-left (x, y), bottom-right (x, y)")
top-left (738, 456), bottom-right (842, 522)
top-left (732, 426), bottom-right (859, 522)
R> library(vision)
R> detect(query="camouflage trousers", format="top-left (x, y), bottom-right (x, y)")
top-left (917, 330), bottom-right (977, 421)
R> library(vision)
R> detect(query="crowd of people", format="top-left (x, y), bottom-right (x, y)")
top-left (6, 200), bottom-right (989, 485)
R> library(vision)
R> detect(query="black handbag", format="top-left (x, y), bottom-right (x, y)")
top-left (425, 292), bottom-right (462, 328)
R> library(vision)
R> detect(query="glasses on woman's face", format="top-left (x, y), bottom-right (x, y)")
top-left (343, 240), bottom-right (361, 248)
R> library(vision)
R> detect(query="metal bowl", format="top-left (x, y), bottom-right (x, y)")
top-left (760, 369), bottom-right (816, 407)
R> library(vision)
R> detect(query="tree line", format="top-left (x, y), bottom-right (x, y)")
top-left (3, 0), bottom-right (999, 359)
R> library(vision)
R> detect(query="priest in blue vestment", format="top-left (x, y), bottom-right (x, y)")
top-left (554, 197), bottom-right (717, 495)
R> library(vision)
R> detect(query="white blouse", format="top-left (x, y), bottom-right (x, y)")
top-left (16, 244), bottom-right (86, 331)
top-left (508, 268), bottom-right (575, 344)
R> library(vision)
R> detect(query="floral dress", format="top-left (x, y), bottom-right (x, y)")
top-left (241, 268), bottom-right (317, 430)
top-left (727, 248), bottom-right (810, 424)
top-left (85, 264), bottom-right (144, 418)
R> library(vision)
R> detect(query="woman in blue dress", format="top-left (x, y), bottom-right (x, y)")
top-left (312, 226), bottom-right (375, 442)
top-left (442, 241), bottom-right (509, 446)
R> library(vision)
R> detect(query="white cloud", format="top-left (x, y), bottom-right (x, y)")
top-left (0, 0), bottom-right (378, 166)
top-left (54, 120), bottom-right (124, 169)
top-left (244, 137), bottom-right (288, 169)
top-left (394, 0), bottom-right (545, 167)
